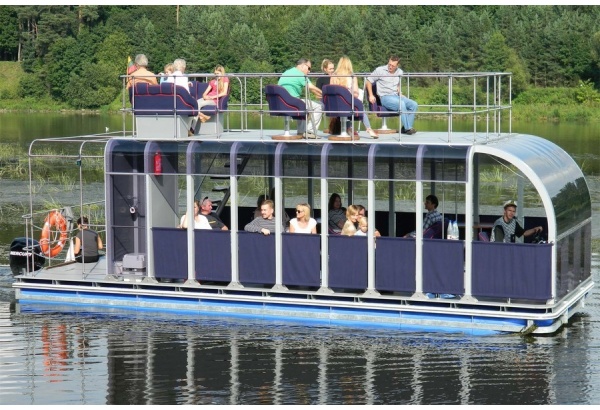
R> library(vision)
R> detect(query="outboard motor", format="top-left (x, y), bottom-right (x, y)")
top-left (9, 237), bottom-right (45, 275)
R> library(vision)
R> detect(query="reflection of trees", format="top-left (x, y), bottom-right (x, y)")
top-left (552, 176), bottom-right (591, 232)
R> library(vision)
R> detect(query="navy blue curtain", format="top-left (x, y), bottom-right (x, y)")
top-left (375, 237), bottom-right (416, 292)
top-left (328, 235), bottom-right (368, 290)
top-left (238, 231), bottom-right (275, 285)
top-left (195, 230), bottom-right (232, 282)
top-left (152, 228), bottom-right (188, 279)
top-left (282, 233), bottom-right (321, 287)
top-left (472, 242), bottom-right (552, 300)
top-left (422, 239), bottom-right (464, 295)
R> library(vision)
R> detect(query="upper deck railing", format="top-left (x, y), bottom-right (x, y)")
top-left (123, 71), bottom-right (513, 140)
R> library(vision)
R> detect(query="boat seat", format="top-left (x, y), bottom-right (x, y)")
top-left (189, 81), bottom-right (230, 136)
top-left (264, 84), bottom-right (306, 140)
top-left (322, 84), bottom-right (365, 141)
top-left (478, 231), bottom-right (490, 242)
top-left (129, 82), bottom-right (198, 139)
top-left (366, 82), bottom-right (398, 134)
top-left (130, 82), bottom-right (198, 116)
top-left (423, 220), bottom-right (443, 239)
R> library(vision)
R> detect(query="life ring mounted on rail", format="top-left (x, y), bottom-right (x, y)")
top-left (39, 210), bottom-right (68, 258)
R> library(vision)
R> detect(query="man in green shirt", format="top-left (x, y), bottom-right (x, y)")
top-left (278, 58), bottom-right (323, 138)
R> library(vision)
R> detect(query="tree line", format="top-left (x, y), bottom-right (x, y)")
top-left (1, 5), bottom-right (599, 109)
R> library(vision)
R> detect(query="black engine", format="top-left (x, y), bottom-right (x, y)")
top-left (9, 237), bottom-right (46, 275)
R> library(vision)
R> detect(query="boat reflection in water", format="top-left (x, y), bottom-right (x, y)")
top-left (11, 71), bottom-right (593, 335)
top-left (8, 301), bottom-right (591, 405)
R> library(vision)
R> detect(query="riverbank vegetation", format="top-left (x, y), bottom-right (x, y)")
top-left (1, 5), bottom-right (600, 116)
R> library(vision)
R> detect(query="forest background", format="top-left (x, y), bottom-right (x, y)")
top-left (1, 4), bottom-right (600, 122)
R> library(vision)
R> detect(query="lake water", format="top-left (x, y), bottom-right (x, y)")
top-left (0, 113), bottom-right (599, 404)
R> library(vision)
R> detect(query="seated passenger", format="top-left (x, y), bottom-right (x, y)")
top-left (328, 193), bottom-right (347, 233)
top-left (244, 199), bottom-right (283, 235)
top-left (491, 200), bottom-right (543, 243)
top-left (341, 219), bottom-right (357, 236)
top-left (366, 55), bottom-right (418, 135)
top-left (126, 54), bottom-right (158, 89)
top-left (199, 196), bottom-right (228, 230)
top-left (73, 216), bottom-right (103, 263)
top-left (404, 194), bottom-right (442, 238)
top-left (354, 216), bottom-right (368, 236)
top-left (197, 65), bottom-right (229, 123)
top-left (289, 203), bottom-right (317, 234)
top-left (330, 56), bottom-right (378, 138)
top-left (179, 199), bottom-right (211, 230)
top-left (164, 58), bottom-right (191, 93)
top-left (253, 194), bottom-right (269, 220)
top-left (278, 57), bottom-right (323, 138)
top-left (159, 63), bottom-right (174, 84)
top-left (356, 204), bottom-right (381, 237)
top-left (340, 204), bottom-right (360, 236)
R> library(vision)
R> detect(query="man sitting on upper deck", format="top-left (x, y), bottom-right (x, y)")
top-left (366, 55), bottom-right (418, 135)
top-left (278, 58), bottom-right (323, 139)
top-left (491, 200), bottom-right (543, 243)
top-left (126, 54), bottom-right (158, 89)
top-left (244, 199), bottom-right (283, 236)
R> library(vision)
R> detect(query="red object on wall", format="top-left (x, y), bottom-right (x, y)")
top-left (154, 151), bottom-right (162, 175)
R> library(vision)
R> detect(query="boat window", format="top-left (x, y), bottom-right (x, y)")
top-left (281, 143), bottom-right (322, 178)
top-left (108, 140), bottom-right (146, 173)
top-left (145, 141), bottom-right (187, 175)
top-left (420, 146), bottom-right (468, 182)
top-left (193, 141), bottom-right (235, 176)
top-left (236, 144), bottom-right (277, 178)
top-left (325, 144), bottom-right (370, 180)
top-left (373, 145), bottom-right (419, 181)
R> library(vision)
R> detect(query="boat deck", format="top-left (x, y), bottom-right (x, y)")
top-left (133, 126), bottom-right (515, 147)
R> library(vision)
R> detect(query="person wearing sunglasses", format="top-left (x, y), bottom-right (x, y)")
top-left (289, 203), bottom-right (317, 234)
top-left (278, 57), bottom-right (323, 138)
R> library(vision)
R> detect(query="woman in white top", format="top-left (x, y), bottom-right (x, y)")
top-left (179, 199), bottom-right (211, 230)
top-left (289, 203), bottom-right (317, 234)
top-left (165, 58), bottom-right (191, 93)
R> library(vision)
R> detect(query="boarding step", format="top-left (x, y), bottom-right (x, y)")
top-left (212, 185), bottom-right (229, 192)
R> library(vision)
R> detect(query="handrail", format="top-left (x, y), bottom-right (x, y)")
top-left (121, 71), bottom-right (513, 140)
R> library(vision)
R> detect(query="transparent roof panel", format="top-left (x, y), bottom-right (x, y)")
top-left (479, 135), bottom-right (591, 235)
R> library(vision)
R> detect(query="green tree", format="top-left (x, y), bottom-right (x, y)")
top-left (0, 6), bottom-right (19, 60)
top-left (46, 37), bottom-right (81, 100)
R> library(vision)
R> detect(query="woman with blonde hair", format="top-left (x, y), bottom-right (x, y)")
top-left (289, 203), bottom-right (317, 234)
top-left (330, 56), bottom-right (378, 138)
top-left (340, 204), bottom-right (360, 236)
top-left (198, 65), bottom-right (230, 123)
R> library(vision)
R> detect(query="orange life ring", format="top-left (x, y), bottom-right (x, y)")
top-left (40, 210), bottom-right (68, 258)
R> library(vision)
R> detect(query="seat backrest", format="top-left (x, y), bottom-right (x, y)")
top-left (130, 82), bottom-right (198, 116)
top-left (478, 231), bottom-right (490, 242)
top-left (368, 82), bottom-right (381, 111)
top-left (264, 84), bottom-right (306, 119)
top-left (367, 81), bottom-right (397, 116)
top-left (189, 81), bottom-right (209, 100)
top-left (322, 84), bottom-right (363, 117)
top-left (190, 80), bottom-right (230, 111)
top-left (423, 220), bottom-right (443, 239)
